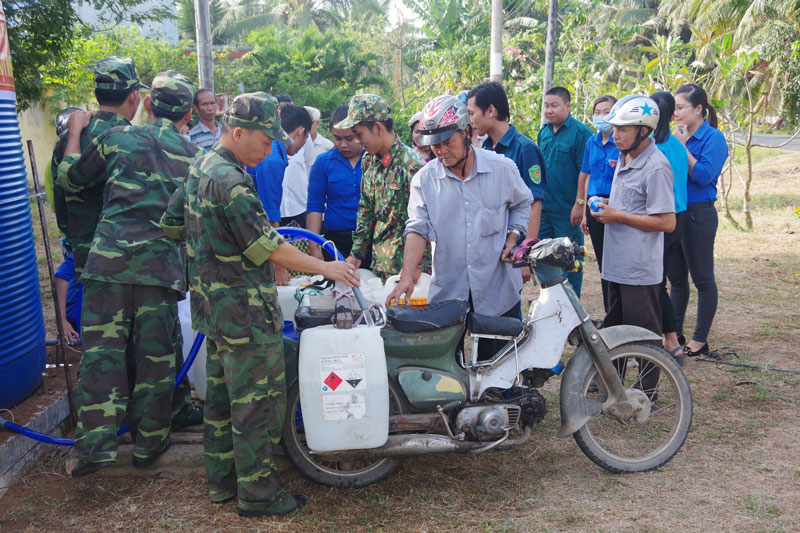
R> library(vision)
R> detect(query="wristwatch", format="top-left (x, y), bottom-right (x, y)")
top-left (575, 198), bottom-right (585, 205)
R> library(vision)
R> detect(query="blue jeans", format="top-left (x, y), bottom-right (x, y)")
top-left (667, 203), bottom-right (718, 344)
top-left (539, 210), bottom-right (584, 297)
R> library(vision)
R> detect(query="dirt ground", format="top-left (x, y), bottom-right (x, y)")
top-left (0, 150), bottom-right (798, 532)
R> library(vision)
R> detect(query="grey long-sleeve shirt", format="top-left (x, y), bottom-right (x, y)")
top-left (405, 147), bottom-right (532, 316)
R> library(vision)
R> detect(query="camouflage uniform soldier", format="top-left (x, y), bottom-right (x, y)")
top-left (337, 94), bottom-right (425, 281)
top-left (50, 56), bottom-right (145, 275)
top-left (160, 93), bottom-right (359, 517)
top-left (57, 71), bottom-right (202, 477)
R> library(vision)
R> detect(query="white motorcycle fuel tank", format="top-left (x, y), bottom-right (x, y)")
top-left (298, 325), bottom-right (389, 451)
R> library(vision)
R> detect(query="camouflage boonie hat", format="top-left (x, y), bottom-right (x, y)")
top-left (94, 56), bottom-right (148, 90)
top-left (335, 94), bottom-right (391, 129)
top-left (222, 92), bottom-right (293, 145)
top-left (151, 70), bottom-right (195, 115)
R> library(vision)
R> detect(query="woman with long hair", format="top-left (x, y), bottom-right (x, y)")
top-left (579, 95), bottom-right (619, 312)
top-left (651, 90), bottom-right (689, 364)
top-left (671, 83), bottom-right (729, 357)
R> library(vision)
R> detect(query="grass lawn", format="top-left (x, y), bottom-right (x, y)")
top-left (1, 149), bottom-right (798, 532)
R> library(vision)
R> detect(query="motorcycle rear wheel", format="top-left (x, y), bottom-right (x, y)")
top-left (573, 342), bottom-right (692, 473)
top-left (281, 380), bottom-right (406, 488)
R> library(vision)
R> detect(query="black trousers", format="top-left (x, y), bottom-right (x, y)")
top-left (603, 282), bottom-right (662, 401)
top-left (659, 211), bottom-right (685, 335)
top-left (585, 201), bottom-right (610, 312)
top-left (320, 228), bottom-right (373, 268)
top-left (666, 202), bottom-right (718, 344)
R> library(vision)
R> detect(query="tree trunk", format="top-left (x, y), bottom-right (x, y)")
top-left (540, 0), bottom-right (558, 125)
top-left (195, 0), bottom-right (214, 92)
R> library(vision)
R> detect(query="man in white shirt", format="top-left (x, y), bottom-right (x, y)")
top-left (304, 106), bottom-right (334, 170)
top-left (279, 105), bottom-right (312, 226)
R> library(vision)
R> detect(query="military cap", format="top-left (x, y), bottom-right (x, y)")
top-left (94, 56), bottom-right (148, 90)
top-left (150, 70), bottom-right (195, 115)
top-left (222, 92), bottom-right (293, 145)
top-left (335, 94), bottom-right (391, 129)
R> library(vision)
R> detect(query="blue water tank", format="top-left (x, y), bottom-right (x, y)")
top-left (0, 95), bottom-right (47, 409)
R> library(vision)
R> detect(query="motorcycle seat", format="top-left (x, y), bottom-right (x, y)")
top-left (467, 312), bottom-right (523, 337)
top-left (386, 299), bottom-right (469, 332)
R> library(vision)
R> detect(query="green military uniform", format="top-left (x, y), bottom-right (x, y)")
top-left (161, 93), bottom-right (300, 514)
top-left (57, 71), bottom-right (201, 471)
top-left (50, 57), bottom-right (144, 274)
top-left (336, 94), bottom-right (425, 281)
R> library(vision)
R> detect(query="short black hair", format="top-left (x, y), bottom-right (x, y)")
top-left (546, 86), bottom-right (571, 103)
top-left (280, 104), bottom-right (311, 135)
top-left (95, 87), bottom-right (136, 107)
top-left (152, 93), bottom-right (188, 122)
top-left (193, 88), bottom-right (215, 107)
top-left (467, 82), bottom-right (510, 122)
top-left (275, 94), bottom-right (293, 104)
top-left (330, 104), bottom-right (349, 127)
top-left (362, 119), bottom-right (394, 133)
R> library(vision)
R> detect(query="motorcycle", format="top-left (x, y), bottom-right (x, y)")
top-left (279, 236), bottom-right (693, 488)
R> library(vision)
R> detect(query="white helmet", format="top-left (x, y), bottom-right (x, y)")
top-left (604, 95), bottom-right (660, 130)
top-left (418, 95), bottom-right (471, 145)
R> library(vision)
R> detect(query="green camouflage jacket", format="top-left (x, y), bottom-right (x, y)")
top-left (350, 137), bottom-right (424, 275)
top-left (160, 145), bottom-right (286, 345)
top-left (50, 111), bottom-right (130, 273)
top-left (56, 118), bottom-right (201, 293)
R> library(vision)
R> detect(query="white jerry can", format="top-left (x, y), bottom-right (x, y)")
top-left (298, 325), bottom-right (389, 452)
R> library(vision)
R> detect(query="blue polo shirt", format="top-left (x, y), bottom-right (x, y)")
top-left (581, 132), bottom-right (619, 196)
top-left (684, 120), bottom-right (728, 205)
top-left (656, 133), bottom-right (688, 213)
top-left (537, 114), bottom-right (593, 214)
top-left (482, 124), bottom-right (546, 201)
top-left (246, 140), bottom-right (288, 222)
top-left (306, 148), bottom-right (364, 231)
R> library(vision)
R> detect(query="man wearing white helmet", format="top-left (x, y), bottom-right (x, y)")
top-left (387, 95), bottom-right (532, 356)
top-left (591, 95), bottom-right (675, 395)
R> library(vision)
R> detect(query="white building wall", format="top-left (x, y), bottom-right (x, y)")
top-left (73, 0), bottom-right (179, 44)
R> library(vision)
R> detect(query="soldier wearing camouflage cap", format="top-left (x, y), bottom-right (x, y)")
top-left (336, 94), bottom-right (426, 281)
top-left (57, 70), bottom-right (203, 477)
top-left (49, 56), bottom-right (145, 278)
top-left (160, 92), bottom-right (358, 517)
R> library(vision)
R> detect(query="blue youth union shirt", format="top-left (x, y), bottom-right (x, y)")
top-left (246, 140), bottom-right (288, 223)
top-left (581, 131), bottom-right (619, 196)
top-left (306, 149), bottom-right (364, 231)
top-left (684, 120), bottom-right (729, 205)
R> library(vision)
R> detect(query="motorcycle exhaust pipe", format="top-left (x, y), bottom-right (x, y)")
top-left (309, 427), bottom-right (532, 460)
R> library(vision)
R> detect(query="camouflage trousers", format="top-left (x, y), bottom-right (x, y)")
top-left (74, 281), bottom-right (190, 465)
top-left (204, 336), bottom-right (287, 510)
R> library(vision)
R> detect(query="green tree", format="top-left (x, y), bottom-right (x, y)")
top-left (6, 0), bottom-right (177, 110)
top-left (245, 26), bottom-right (390, 120)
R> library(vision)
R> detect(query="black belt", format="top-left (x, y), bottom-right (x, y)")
top-left (687, 201), bottom-right (715, 209)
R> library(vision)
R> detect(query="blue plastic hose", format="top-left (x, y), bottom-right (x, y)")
top-left (0, 228), bottom-right (355, 446)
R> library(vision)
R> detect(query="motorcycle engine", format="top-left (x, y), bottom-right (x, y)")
top-left (455, 405), bottom-right (521, 441)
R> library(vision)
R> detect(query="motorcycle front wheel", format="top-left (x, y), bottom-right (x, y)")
top-left (281, 380), bottom-right (407, 488)
top-left (573, 342), bottom-right (693, 473)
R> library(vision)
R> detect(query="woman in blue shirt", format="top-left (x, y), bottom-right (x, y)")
top-left (651, 91), bottom-right (689, 364)
top-left (579, 95), bottom-right (618, 312)
top-left (672, 83), bottom-right (729, 357)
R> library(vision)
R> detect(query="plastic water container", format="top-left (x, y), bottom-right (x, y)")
top-left (298, 325), bottom-right (389, 451)
top-left (177, 292), bottom-right (208, 399)
top-left (383, 273), bottom-right (432, 305)
top-left (277, 285), bottom-right (300, 324)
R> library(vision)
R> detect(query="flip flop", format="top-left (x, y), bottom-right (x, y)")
top-left (668, 346), bottom-right (684, 367)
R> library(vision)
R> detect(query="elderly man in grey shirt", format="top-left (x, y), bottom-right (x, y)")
top-left (386, 95), bottom-right (532, 320)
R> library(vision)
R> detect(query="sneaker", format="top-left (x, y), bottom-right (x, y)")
top-left (171, 405), bottom-right (203, 431)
